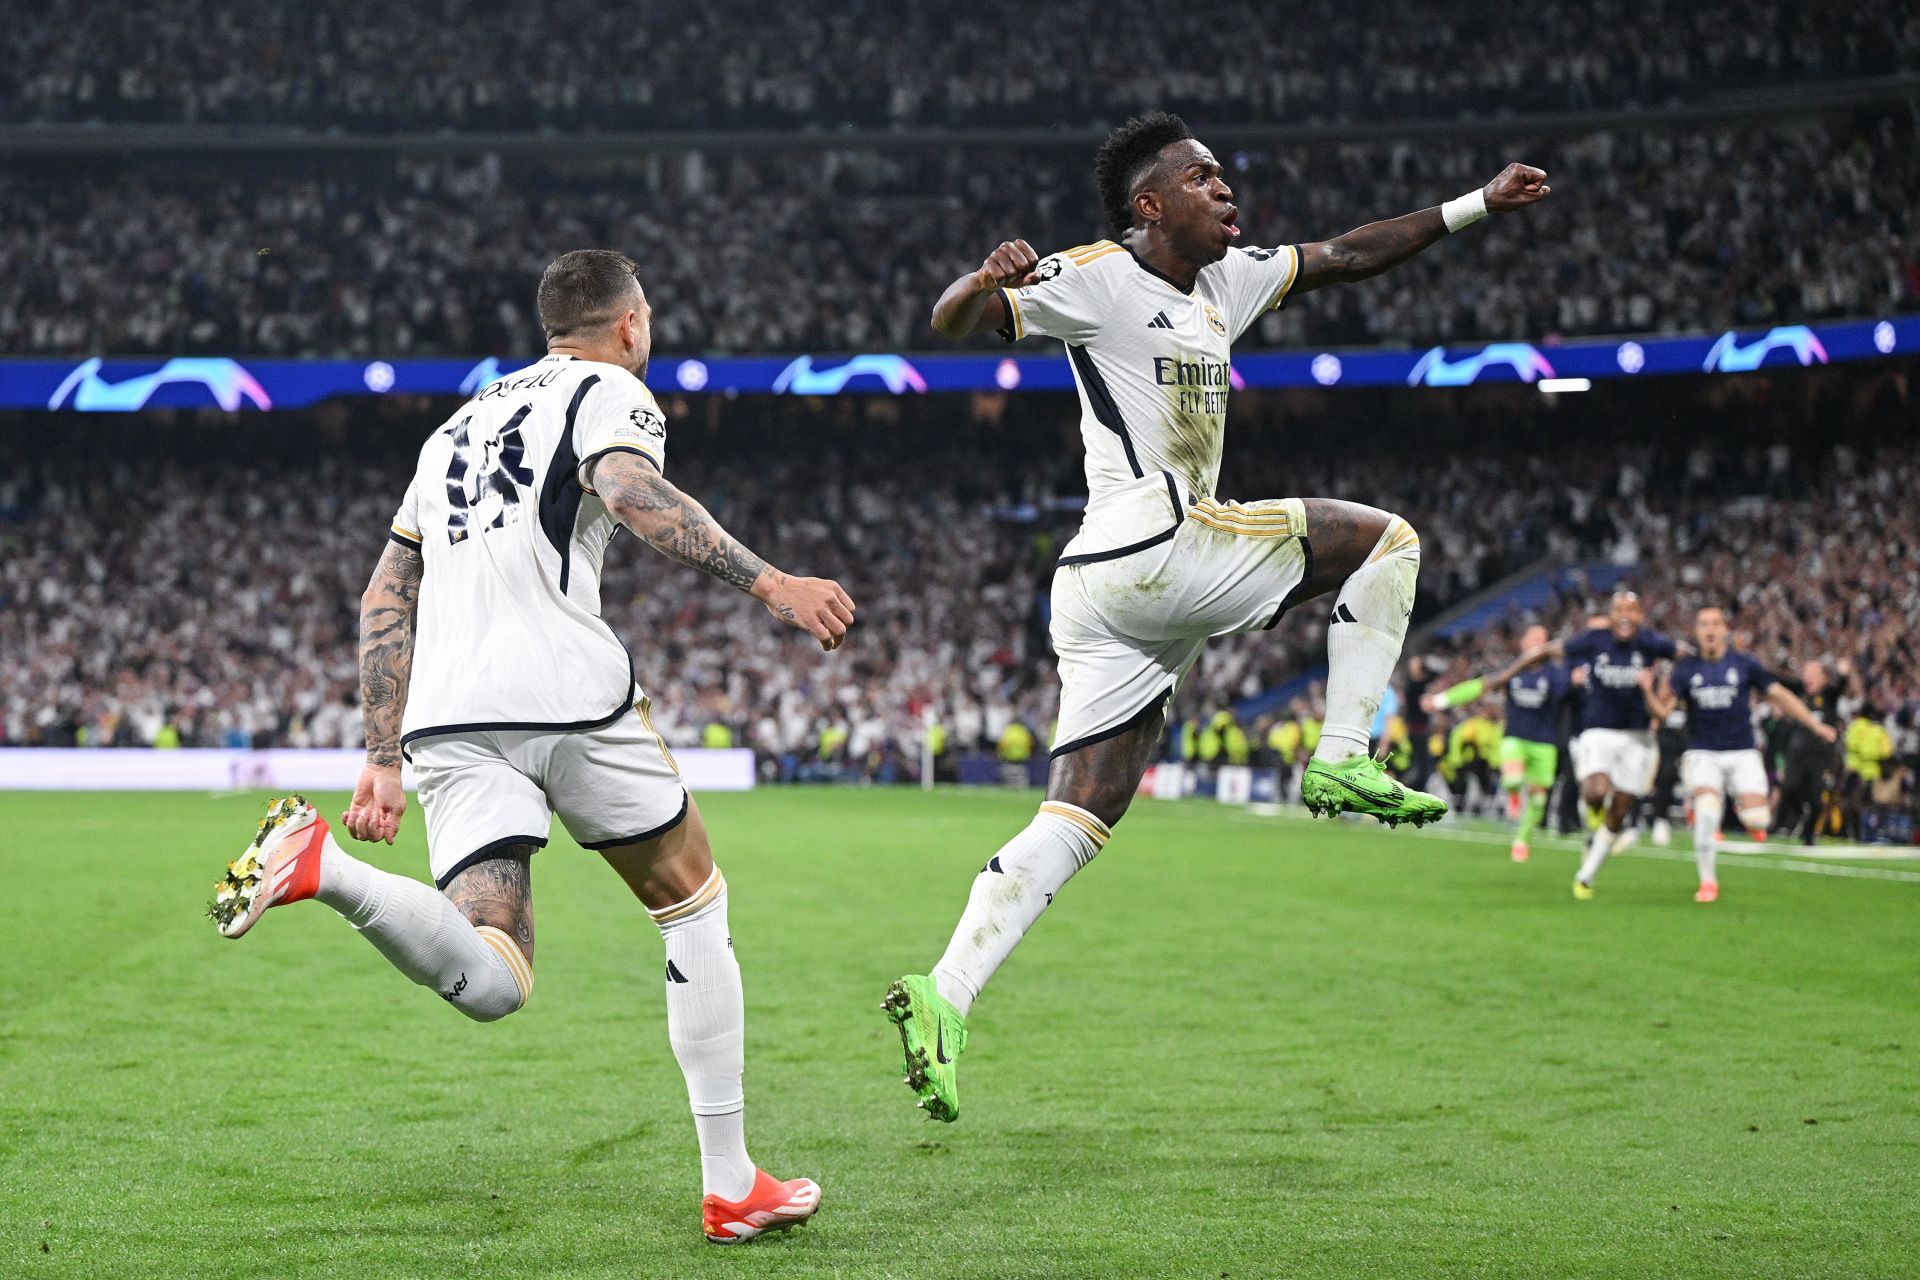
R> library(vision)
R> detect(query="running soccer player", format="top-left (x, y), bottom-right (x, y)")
top-left (1644, 606), bottom-right (1835, 902)
top-left (885, 112), bottom-right (1550, 1121)
top-left (1496, 591), bottom-right (1680, 899)
top-left (1424, 624), bottom-right (1574, 862)
top-left (207, 251), bottom-right (851, 1243)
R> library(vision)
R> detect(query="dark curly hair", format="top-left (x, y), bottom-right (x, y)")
top-left (1093, 112), bottom-right (1195, 236)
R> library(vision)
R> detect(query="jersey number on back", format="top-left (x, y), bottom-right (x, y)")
top-left (445, 407), bottom-right (536, 545)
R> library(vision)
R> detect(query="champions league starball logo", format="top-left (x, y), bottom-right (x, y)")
top-left (1405, 343), bottom-right (1556, 387)
top-left (47, 357), bottom-right (273, 412)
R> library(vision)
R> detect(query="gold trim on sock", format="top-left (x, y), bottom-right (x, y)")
top-left (474, 925), bottom-right (533, 1002)
top-left (1039, 801), bottom-right (1111, 848)
top-left (648, 868), bottom-right (726, 924)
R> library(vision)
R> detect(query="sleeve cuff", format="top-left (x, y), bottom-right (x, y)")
top-left (388, 526), bottom-right (423, 549)
top-left (996, 286), bottom-right (1023, 343)
top-left (1267, 245), bottom-right (1303, 313)
top-left (576, 444), bottom-right (662, 494)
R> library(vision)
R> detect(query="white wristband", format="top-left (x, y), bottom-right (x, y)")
top-left (1441, 188), bottom-right (1488, 233)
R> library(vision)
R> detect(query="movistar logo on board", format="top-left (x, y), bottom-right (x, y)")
top-left (1153, 356), bottom-right (1229, 387)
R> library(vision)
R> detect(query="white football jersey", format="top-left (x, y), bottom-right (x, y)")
top-left (999, 239), bottom-right (1300, 562)
top-left (387, 354), bottom-right (668, 751)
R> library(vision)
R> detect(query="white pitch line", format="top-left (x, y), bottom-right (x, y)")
top-left (1223, 802), bottom-right (1920, 884)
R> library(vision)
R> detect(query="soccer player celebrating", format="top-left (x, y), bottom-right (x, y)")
top-left (1644, 606), bottom-right (1836, 902)
top-left (1496, 592), bottom-right (1679, 898)
top-left (1424, 624), bottom-right (1576, 863)
top-left (886, 112), bottom-right (1549, 1121)
top-left (207, 251), bottom-right (851, 1243)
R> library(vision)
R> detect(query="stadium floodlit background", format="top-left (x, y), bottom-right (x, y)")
top-left (3, 4), bottom-right (1917, 1277)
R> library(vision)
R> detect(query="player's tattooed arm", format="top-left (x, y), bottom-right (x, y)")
top-left (593, 450), bottom-right (767, 590)
top-left (932, 239), bottom-right (1040, 339)
top-left (359, 540), bottom-right (423, 769)
top-left (592, 451), bottom-right (858, 651)
top-left (1293, 163), bottom-right (1550, 295)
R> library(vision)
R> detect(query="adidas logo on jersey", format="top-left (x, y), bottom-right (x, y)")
top-left (1146, 311), bottom-right (1173, 329)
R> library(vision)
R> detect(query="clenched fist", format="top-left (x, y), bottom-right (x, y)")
top-left (1483, 163), bottom-right (1551, 213)
top-left (975, 239), bottom-right (1042, 293)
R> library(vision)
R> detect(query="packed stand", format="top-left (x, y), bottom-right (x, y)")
top-left (7, 374), bottom-right (1916, 797)
top-left (5, 108), bottom-right (1917, 359)
top-left (8, 0), bottom-right (1916, 132)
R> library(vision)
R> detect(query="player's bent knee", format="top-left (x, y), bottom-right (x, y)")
top-left (450, 924), bottom-right (533, 1022)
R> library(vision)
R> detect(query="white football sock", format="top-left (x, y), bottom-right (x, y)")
top-left (1314, 516), bottom-right (1420, 763)
top-left (1737, 803), bottom-right (1771, 843)
top-left (1576, 825), bottom-right (1616, 885)
top-left (315, 829), bottom-right (529, 1021)
top-left (652, 870), bottom-right (755, 1202)
top-left (931, 802), bottom-right (1109, 1016)
top-left (1692, 795), bottom-right (1723, 884)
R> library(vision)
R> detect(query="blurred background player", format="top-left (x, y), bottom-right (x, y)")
top-left (884, 111), bottom-right (1549, 1122)
top-left (1425, 623), bottom-right (1574, 862)
top-left (1773, 660), bottom-right (1845, 844)
top-left (206, 251), bottom-right (852, 1244)
top-left (1496, 592), bottom-right (1679, 898)
top-left (1646, 606), bottom-right (1836, 901)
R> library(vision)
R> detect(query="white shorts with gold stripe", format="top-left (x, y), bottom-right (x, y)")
top-left (1049, 496), bottom-right (1311, 757)
top-left (410, 699), bottom-right (686, 888)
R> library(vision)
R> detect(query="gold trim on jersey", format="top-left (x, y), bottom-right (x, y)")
top-left (1189, 497), bottom-right (1299, 538)
top-left (1065, 240), bottom-right (1118, 262)
top-left (390, 524), bottom-right (423, 544)
top-left (1002, 286), bottom-right (1026, 340)
top-left (1263, 244), bottom-right (1303, 313)
top-left (637, 696), bottom-right (681, 774)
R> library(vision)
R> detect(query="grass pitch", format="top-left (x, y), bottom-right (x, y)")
top-left (2, 787), bottom-right (1916, 1279)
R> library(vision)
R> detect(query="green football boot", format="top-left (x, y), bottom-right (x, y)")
top-left (881, 974), bottom-right (967, 1122)
top-left (1301, 754), bottom-right (1448, 828)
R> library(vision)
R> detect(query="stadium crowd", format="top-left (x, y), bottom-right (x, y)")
top-left (6, 109), bottom-right (1915, 359)
top-left (8, 0), bottom-right (1915, 132)
top-left (5, 378), bottom-right (1915, 819)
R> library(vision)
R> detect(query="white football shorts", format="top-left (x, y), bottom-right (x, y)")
top-left (1050, 496), bottom-right (1310, 756)
top-left (409, 698), bottom-right (687, 888)
top-left (1681, 747), bottom-right (1769, 799)
top-left (1572, 727), bottom-right (1660, 797)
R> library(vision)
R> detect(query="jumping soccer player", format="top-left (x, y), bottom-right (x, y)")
top-left (1496, 592), bottom-right (1681, 899)
top-left (207, 251), bottom-right (851, 1243)
top-left (1424, 624), bottom-right (1575, 863)
top-left (886, 112), bottom-right (1550, 1121)
top-left (1644, 606), bottom-right (1835, 902)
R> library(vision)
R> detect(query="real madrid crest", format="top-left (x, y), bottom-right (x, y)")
top-left (1203, 302), bottom-right (1226, 337)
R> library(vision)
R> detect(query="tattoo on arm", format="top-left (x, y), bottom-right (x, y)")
top-left (360, 541), bottom-right (423, 768)
top-left (593, 452), bottom-right (769, 591)
top-left (1294, 207), bottom-right (1449, 294)
top-left (444, 853), bottom-right (535, 962)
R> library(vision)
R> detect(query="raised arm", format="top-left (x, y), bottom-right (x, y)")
top-left (1291, 164), bottom-right (1550, 295)
top-left (343, 539), bottom-right (423, 844)
top-left (1766, 683), bottom-right (1839, 744)
top-left (931, 239), bottom-right (1041, 339)
top-left (591, 450), bottom-right (855, 650)
top-left (1640, 669), bottom-right (1677, 722)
